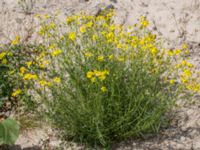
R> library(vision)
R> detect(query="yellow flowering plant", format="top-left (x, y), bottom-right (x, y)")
top-left (0, 42), bottom-right (52, 110)
top-left (34, 10), bottom-right (200, 148)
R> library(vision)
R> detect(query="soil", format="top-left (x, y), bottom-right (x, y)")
top-left (0, 0), bottom-right (200, 149)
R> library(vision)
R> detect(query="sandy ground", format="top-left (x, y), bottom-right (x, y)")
top-left (1, 0), bottom-right (200, 149)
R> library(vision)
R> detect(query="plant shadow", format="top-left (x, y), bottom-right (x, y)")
top-left (0, 145), bottom-right (41, 150)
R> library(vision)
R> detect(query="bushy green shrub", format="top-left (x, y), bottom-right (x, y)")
top-left (0, 42), bottom-right (46, 110)
top-left (30, 11), bottom-right (200, 148)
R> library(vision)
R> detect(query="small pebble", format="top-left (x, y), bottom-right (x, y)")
top-left (110, 0), bottom-right (117, 3)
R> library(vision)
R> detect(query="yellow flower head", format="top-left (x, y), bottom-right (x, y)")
top-left (87, 71), bottom-right (94, 79)
top-left (12, 89), bottom-right (22, 97)
top-left (181, 43), bottom-right (187, 49)
top-left (109, 25), bottom-right (116, 31)
top-left (96, 16), bottom-right (104, 21)
top-left (1, 59), bottom-right (7, 64)
top-left (53, 77), bottom-right (61, 83)
top-left (150, 47), bottom-right (158, 55)
top-left (99, 75), bottom-right (106, 81)
top-left (117, 57), bottom-right (124, 62)
top-left (86, 22), bottom-right (93, 28)
top-left (106, 32), bottom-right (114, 42)
top-left (97, 55), bottom-right (104, 61)
top-left (0, 52), bottom-right (6, 60)
top-left (187, 63), bottom-right (194, 68)
top-left (51, 49), bottom-right (62, 57)
top-left (103, 70), bottom-right (109, 75)
top-left (84, 52), bottom-right (93, 58)
top-left (169, 79), bottom-right (175, 85)
top-left (184, 49), bottom-right (190, 55)
top-left (39, 80), bottom-right (52, 87)
top-left (140, 16), bottom-right (149, 28)
top-left (183, 69), bottom-right (192, 77)
top-left (174, 49), bottom-right (181, 55)
top-left (181, 60), bottom-right (187, 66)
top-left (80, 26), bottom-right (86, 33)
top-left (92, 34), bottom-right (98, 41)
top-left (66, 17), bottom-right (73, 24)
top-left (94, 70), bottom-right (109, 81)
top-left (93, 70), bottom-right (101, 77)
top-left (87, 70), bottom-right (109, 82)
top-left (68, 32), bottom-right (76, 41)
top-left (39, 80), bottom-right (47, 86)
top-left (49, 23), bottom-right (56, 29)
top-left (167, 50), bottom-right (174, 56)
top-left (20, 67), bottom-right (26, 75)
top-left (91, 77), bottom-right (96, 83)
top-left (186, 83), bottom-right (200, 92)
top-left (23, 74), bottom-right (38, 80)
top-left (49, 44), bottom-right (57, 50)
top-left (43, 14), bottom-right (50, 20)
top-left (180, 76), bottom-right (188, 84)
top-left (11, 36), bottom-right (20, 45)
top-left (26, 61), bottom-right (33, 68)
top-left (35, 13), bottom-right (41, 18)
top-left (39, 60), bottom-right (49, 68)
top-left (117, 43), bottom-right (122, 49)
top-left (101, 86), bottom-right (107, 92)
top-left (108, 54), bottom-right (114, 60)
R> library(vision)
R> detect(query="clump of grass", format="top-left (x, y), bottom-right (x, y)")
top-left (5, 10), bottom-right (200, 148)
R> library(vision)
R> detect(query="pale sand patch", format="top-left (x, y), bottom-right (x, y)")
top-left (1, 0), bottom-right (200, 149)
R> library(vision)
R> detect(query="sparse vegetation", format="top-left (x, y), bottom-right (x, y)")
top-left (1, 4), bottom-right (200, 149)
top-left (26, 11), bottom-right (199, 148)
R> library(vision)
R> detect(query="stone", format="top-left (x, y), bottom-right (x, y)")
top-left (79, 0), bottom-right (89, 2)
top-left (110, 0), bottom-right (117, 3)
top-left (49, 140), bottom-right (62, 148)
